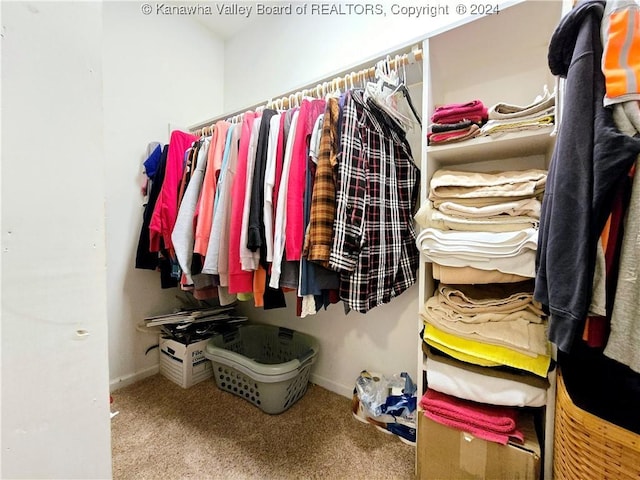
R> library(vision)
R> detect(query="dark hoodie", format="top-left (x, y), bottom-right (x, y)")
top-left (534, 0), bottom-right (640, 353)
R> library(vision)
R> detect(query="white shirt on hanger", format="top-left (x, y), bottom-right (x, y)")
top-left (171, 138), bottom-right (210, 285)
top-left (240, 116), bottom-right (262, 272)
top-left (263, 113), bottom-right (282, 263)
top-left (270, 110), bottom-right (300, 289)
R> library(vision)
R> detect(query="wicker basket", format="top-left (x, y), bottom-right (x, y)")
top-left (554, 370), bottom-right (640, 479)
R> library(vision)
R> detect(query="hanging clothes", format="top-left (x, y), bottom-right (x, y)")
top-left (172, 137), bottom-right (210, 286)
top-left (534, 0), bottom-right (640, 352)
top-left (286, 98), bottom-right (326, 261)
top-left (136, 144), bottom-right (167, 271)
top-left (228, 112), bottom-right (259, 294)
top-left (194, 121), bottom-right (230, 262)
top-left (329, 89), bottom-right (420, 313)
top-left (138, 60), bottom-right (422, 315)
top-left (248, 109), bottom-right (278, 265)
top-left (239, 115), bottom-right (263, 272)
top-left (264, 113), bottom-right (283, 263)
top-left (149, 130), bottom-right (199, 254)
top-left (305, 97), bottom-right (341, 267)
top-left (270, 109), bottom-right (300, 289)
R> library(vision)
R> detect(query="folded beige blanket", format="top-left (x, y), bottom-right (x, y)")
top-left (429, 169), bottom-right (547, 203)
top-left (438, 283), bottom-right (544, 316)
top-left (432, 264), bottom-right (530, 284)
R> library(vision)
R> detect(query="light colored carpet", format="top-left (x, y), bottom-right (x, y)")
top-left (111, 374), bottom-right (415, 480)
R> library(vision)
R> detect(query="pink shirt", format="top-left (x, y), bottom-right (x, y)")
top-left (194, 121), bottom-right (230, 256)
top-left (228, 112), bottom-right (258, 294)
top-left (285, 98), bottom-right (326, 261)
top-left (149, 130), bottom-right (198, 253)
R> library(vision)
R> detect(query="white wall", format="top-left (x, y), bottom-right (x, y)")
top-left (1, 2), bottom-right (112, 478)
top-left (222, 5), bottom-right (475, 112)
top-left (103, 2), bottom-right (225, 389)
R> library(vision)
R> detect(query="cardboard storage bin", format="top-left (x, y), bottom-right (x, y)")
top-left (159, 337), bottom-right (213, 388)
top-left (417, 410), bottom-right (540, 480)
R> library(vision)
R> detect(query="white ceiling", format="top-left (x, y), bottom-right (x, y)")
top-left (195, 14), bottom-right (255, 40)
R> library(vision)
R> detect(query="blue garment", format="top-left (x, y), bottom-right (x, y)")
top-left (143, 144), bottom-right (163, 178)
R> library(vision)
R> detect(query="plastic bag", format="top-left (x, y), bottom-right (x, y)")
top-left (355, 370), bottom-right (417, 420)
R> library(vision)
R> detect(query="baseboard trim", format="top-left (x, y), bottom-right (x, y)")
top-left (310, 373), bottom-right (352, 399)
top-left (110, 366), bottom-right (352, 399)
top-left (110, 365), bottom-right (159, 392)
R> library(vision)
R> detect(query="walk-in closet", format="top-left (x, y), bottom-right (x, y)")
top-left (3, 0), bottom-right (640, 479)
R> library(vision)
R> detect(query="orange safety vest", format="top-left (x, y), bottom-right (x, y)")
top-left (602, 5), bottom-right (640, 102)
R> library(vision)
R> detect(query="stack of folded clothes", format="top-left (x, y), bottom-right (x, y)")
top-left (428, 100), bottom-right (488, 145)
top-left (415, 168), bottom-right (547, 280)
top-left (416, 227), bottom-right (539, 278)
top-left (420, 282), bottom-right (552, 378)
top-left (415, 167), bottom-right (552, 382)
top-left (480, 86), bottom-right (556, 136)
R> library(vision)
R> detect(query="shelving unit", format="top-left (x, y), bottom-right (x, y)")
top-left (415, 2), bottom-right (568, 479)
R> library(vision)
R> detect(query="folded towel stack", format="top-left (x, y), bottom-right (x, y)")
top-left (419, 389), bottom-right (524, 445)
top-left (416, 169), bottom-right (547, 278)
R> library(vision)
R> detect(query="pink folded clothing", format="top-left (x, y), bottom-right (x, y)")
top-left (419, 389), bottom-right (524, 445)
top-left (431, 100), bottom-right (488, 125)
top-left (428, 124), bottom-right (481, 145)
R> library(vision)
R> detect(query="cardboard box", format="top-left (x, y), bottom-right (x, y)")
top-left (159, 337), bottom-right (213, 388)
top-left (417, 410), bottom-right (541, 480)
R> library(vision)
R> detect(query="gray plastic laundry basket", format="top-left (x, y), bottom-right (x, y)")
top-left (204, 324), bottom-right (319, 414)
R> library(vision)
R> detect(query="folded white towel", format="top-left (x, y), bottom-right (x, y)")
top-left (416, 228), bottom-right (538, 277)
top-left (414, 202), bottom-right (539, 232)
top-left (426, 351), bottom-right (548, 407)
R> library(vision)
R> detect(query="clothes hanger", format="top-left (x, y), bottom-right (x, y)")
top-left (389, 55), bottom-right (422, 128)
top-left (364, 56), bottom-right (416, 131)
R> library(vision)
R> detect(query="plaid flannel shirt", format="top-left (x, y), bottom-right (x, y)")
top-left (329, 89), bottom-right (420, 313)
top-left (304, 97), bottom-right (340, 267)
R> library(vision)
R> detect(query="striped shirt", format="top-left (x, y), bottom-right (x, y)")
top-left (329, 89), bottom-right (420, 313)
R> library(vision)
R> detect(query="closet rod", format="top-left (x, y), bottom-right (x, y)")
top-left (190, 44), bottom-right (422, 136)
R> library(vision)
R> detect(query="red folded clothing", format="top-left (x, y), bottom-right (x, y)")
top-left (428, 124), bottom-right (481, 145)
top-left (431, 100), bottom-right (488, 125)
top-left (419, 389), bottom-right (524, 445)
